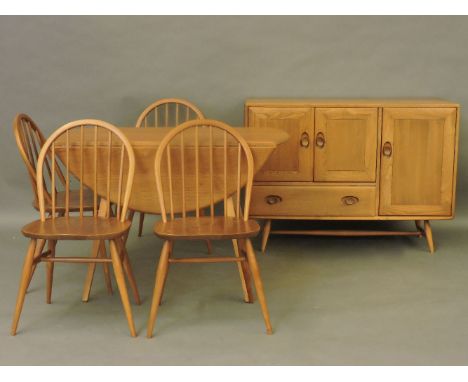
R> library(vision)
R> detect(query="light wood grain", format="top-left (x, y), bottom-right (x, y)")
top-left (135, 98), bottom-right (204, 236)
top-left (246, 99), bottom-right (459, 254)
top-left (135, 98), bottom-right (204, 129)
top-left (13, 114), bottom-right (96, 213)
top-left (12, 120), bottom-right (139, 337)
top-left (380, 108), bottom-right (457, 216)
top-left (315, 108), bottom-right (378, 182)
top-left (245, 98), bottom-right (460, 107)
top-left (154, 216), bottom-right (260, 240)
top-left (147, 119), bottom-right (271, 337)
top-left (53, 127), bottom-right (288, 214)
top-left (250, 185), bottom-right (376, 217)
top-left (248, 107), bottom-right (314, 181)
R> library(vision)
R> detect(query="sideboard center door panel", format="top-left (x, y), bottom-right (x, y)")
top-left (380, 108), bottom-right (457, 216)
top-left (314, 108), bottom-right (378, 182)
top-left (248, 107), bottom-right (314, 181)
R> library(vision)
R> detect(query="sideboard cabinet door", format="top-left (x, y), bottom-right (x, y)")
top-left (248, 107), bottom-right (314, 181)
top-left (314, 108), bottom-right (378, 182)
top-left (380, 108), bottom-right (457, 216)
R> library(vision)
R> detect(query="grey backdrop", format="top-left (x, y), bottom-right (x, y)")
top-left (1, 16), bottom-right (467, 365)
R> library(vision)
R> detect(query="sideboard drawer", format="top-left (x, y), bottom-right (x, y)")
top-left (250, 185), bottom-right (376, 217)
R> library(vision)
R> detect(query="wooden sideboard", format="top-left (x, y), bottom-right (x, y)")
top-left (245, 99), bottom-right (460, 253)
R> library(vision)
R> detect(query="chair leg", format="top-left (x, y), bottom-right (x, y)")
top-left (123, 210), bottom-right (135, 245)
top-left (147, 240), bottom-right (171, 338)
top-left (424, 220), bottom-right (435, 254)
top-left (199, 208), bottom-right (213, 254)
top-left (245, 239), bottom-right (273, 334)
top-left (158, 241), bottom-right (173, 306)
top-left (205, 240), bottom-right (212, 254)
top-left (225, 196), bottom-right (252, 302)
top-left (26, 238), bottom-right (46, 292)
top-left (109, 239), bottom-right (137, 337)
top-left (233, 239), bottom-right (253, 303)
top-left (11, 239), bottom-right (37, 335)
top-left (46, 240), bottom-right (56, 304)
top-left (261, 220), bottom-right (272, 254)
top-left (138, 212), bottom-right (145, 237)
top-left (116, 238), bottom-right (141, 305)
top-left (81, 240), bottom-right (102, 302)
top-left (100, 240), bottom-right (113, 295)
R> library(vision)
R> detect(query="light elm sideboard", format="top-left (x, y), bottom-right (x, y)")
top-left (245, 99), bottom-right (460, 253)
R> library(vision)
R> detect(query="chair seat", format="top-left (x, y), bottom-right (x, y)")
top-left (154, 216), bottom-right (260, 240)
top-left (22, 216), bottom-right (131, 240)
top-left (33, 188), bottom-right (96, 212)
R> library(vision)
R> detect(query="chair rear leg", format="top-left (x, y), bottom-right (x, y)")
top-left (157, 241), bottom-right (173, 306)
top-left (123, 210), bottom-right (135, 244)
top-left (205, 240), bottom-right (212, 254)
top-left (199, 208), bottom-right (213, 253)
top-left (46, 240), bottom-right (57, 304)
top-left (26, 238), bottom-right (46, 292)
top-left (147, 240), bottom-right (171, 338)
top-left (81, 240), bottom-right (101, 302)
top-left (11, 239), bottom-right (37, 335)
top-left (109, 239), bottom-right (137, 337)
top-left (245, 239), bottom-right (273, 334)
top-left (138, 212), bottom-right (145, 237)
top-left (99, 240), bottom-right (113, 295)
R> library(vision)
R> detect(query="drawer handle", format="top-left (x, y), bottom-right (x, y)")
top-left (316, 132), bottom-right (325, 148)
top-left (342, 196), bottom-right (359, 206)
top-left (382, 141), bottom-right (392, 157)
top-left (300, 132), bottom-right (310, 148)
top-left (265, 195), bottom-right (283, 205)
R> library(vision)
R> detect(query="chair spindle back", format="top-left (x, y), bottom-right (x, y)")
top-left (13, 114), bottom-right (67, 207)
top-left (135, 98), bottom-right (204, 128)
top-left (154, 119), bottom-right (254, 223)
top-left (36, 120), bottom-right (135, 222)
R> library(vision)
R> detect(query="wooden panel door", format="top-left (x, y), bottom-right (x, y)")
top-left (248, 107), bottom-right (314, 181)
top-left (380, 108), bottom-right (457, 216)
top-left (314, 108), bottom-right (378, 182)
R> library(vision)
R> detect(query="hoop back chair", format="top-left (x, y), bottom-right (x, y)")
top-left (146, 119), bottom-right (272, 337)
top-left (134, 98), bottom-right (205, 237)
top-left (13, 114), bottom-right (113, 298)
top-left (14, 114), bottom-right (97, 213)
top-left (11, 120), bottom-right (140, 337)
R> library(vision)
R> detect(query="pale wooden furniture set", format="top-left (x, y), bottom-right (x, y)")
top-left (11, 98), bottom-right (459, 337)
top-left (245, 99), bottom-right (460, 254)
top-left (11, 99), bottom-right (286, 337)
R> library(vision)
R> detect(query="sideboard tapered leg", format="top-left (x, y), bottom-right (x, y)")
top-left (424, 220), bottom-right (435, 254)
top-left (261, 220), bottom-right (272, 254)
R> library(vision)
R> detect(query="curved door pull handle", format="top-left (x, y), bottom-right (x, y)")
top-left (265, 195), bottom-right (283, 205)
top-left (316, 132), bottom-right (325, 148)
top-left (382, 141), bottom-right (393, 157)
top-left (341, 196), bottom-right (359, 206)
top-left (300, 132), bottom-right (310, 148)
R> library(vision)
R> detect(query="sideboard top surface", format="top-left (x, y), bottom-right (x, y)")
top-left (245, 98), bottom-right (459, 108)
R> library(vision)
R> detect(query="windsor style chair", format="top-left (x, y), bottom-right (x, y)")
top-left (13, 114), bottom-right (113, 296)
top-left (146, 119), bottom-right (272, 338)
top-left (134, 98), bottom-right (205, 238)
top-left (11, 120), bottom-right (141, 337)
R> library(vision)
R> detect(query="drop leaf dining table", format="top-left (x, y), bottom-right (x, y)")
top-left (54, 126), bottom-right (289, 217)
